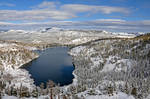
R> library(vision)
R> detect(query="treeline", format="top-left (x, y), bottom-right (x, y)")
top-left (0, 72), bottom-right (86, 99)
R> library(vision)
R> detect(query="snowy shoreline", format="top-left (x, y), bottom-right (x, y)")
top-left (0, 42), bottom-right (40, 90)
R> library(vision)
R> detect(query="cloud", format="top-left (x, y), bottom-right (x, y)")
top-left (32, 1), bottom-right (60, 9)
top-left (61, 4), bottom-right (129, 14)
top-left (0, 3), bottom-right (15, 7)
top-left (0, 10), bottom-right (76, 21)
top-left (0, 21), bottom-right (14, 25)
top-left (95, 19), bottom-right (126, 24)
top-left (0, 1), bottom-right (129, 21)
top-left (141, 20), bottom-right (150, 25)
top-left (0, 19), bottom-right (150, 32)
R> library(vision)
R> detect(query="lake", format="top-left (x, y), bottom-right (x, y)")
top-left (24, 47), bottom-right (74, 87)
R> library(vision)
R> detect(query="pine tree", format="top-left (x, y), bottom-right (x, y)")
top-left (47, 80), bottom-right (55, 99)
top-left (131, 87), bottom-right (137, 96)
top-left (40, 83), bottom-right (44, 95)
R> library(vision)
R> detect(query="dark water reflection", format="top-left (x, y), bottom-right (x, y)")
top-left (24, 47), bottom-right (74, 86)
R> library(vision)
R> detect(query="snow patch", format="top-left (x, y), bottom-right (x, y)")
top-left (86, 92), bottom-right (135, 99)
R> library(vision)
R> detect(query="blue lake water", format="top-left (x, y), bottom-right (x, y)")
top-left (24, 47), bottom-right (74, 87)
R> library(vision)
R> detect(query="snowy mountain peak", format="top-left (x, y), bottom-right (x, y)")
top-left (38, 27), bottom-right (63, 32)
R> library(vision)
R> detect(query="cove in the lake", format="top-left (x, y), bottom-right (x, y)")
top-left (24, 47), bottom-right (74, 87)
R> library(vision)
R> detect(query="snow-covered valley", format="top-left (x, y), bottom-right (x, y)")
top-left (0, 29), bottom-right (150, 99)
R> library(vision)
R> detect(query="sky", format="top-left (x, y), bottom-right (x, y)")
top-left (0, 0), bottom-right (150, 32)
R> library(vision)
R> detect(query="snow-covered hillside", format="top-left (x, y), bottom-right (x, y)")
top-left (0, 28), bottom-right (136, 45)
top-left (0, 41), bottom-right (39, 91)
top-left (69, 36), bottom-right (150, 99)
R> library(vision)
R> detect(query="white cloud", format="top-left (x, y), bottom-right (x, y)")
top-left (0, 1), bottom-right (130, 21)
top-left (0, 10), bottom-right (76, 21)
top-left (95, 19), bottom-right (126, 24)
top-left (0, 3), bottom-right (15, 7)
top-left (0, 21), bottom-right (13, 25)
top-left (141, 20), bottom-right (150, 25)
top-left (32, 1), bottom-right (60, 10)
top-left (61, 4), bottom-right (129, 14)
top-left (0, 19), bottom-right (150, 32)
